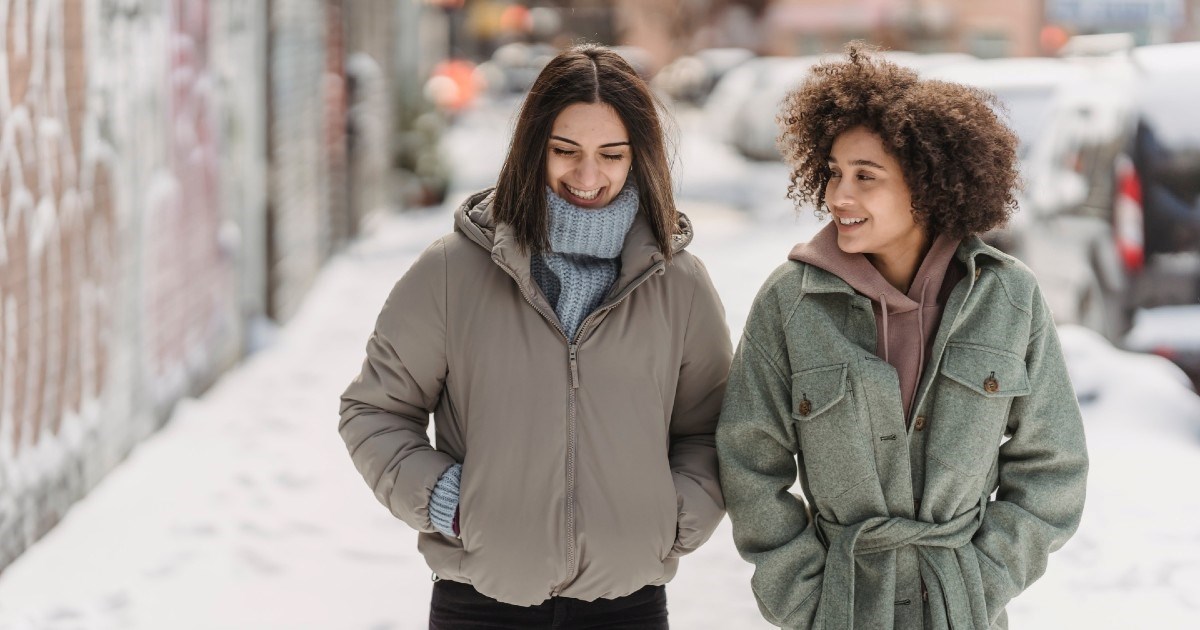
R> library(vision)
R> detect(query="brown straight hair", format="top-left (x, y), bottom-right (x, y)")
top-left (492, 44), bottom-right (678, 260)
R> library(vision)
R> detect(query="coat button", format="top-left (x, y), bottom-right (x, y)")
top-left (983, 372), bottom-right (999, 393)
top-left (798, 395), bottom-right (812, 417)
top-left (914, 416), bottom-right (927, 431)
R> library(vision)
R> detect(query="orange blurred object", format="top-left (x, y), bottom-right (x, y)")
top-left (426, 59), bottom-right (480, 112)
top-left (1040, 24), bottom-right (1071, 55)
top-left (499, 4), bottom-right (532, 34)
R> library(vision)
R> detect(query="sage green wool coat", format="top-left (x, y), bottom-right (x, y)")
top-left (716, 237), bottom-right (1088, 630)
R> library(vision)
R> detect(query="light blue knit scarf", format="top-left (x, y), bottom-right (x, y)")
top-left (531, 183), bottom-right (639, 338)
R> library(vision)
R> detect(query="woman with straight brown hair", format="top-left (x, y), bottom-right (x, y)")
top-left (339, 44), bottom-right (732, 629)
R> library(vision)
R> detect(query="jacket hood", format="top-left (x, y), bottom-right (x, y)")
top-left (788, 222), bottom-right (960, 314)
top-left (453, 187), bottom-right (694, 297)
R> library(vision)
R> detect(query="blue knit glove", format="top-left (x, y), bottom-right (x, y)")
top-left (429, 463), bottom-right (462, 538)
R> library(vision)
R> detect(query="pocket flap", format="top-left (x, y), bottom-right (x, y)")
top-left (790, 363), bottom-right (848, 421)
top-left (941, 343), bottom-right (1030, 398)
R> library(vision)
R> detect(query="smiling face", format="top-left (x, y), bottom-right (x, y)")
top-left (545, 102), bottom-right (632, 209)
top-left (825, 126), bottom-right (927, 270)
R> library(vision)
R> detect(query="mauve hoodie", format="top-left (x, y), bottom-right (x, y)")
top-left (789, 222), bottom-right (964, 422)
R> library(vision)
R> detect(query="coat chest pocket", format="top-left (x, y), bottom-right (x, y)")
top-left (791, 363), bottom-right (874, 499)
top-left (930, 342), bottom-right (1030, 476)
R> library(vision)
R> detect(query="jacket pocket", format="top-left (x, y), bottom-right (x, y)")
top-left (456, 457), bottom-right (473, 550)
top-left (791, 363), bottom-right (874, 499)
top-left (972, 544), bottom-right (1018, 625)
top-left (930, 343), bottom-right (1030, 476)
top-left (941, 342), bottom-right (1030, 398)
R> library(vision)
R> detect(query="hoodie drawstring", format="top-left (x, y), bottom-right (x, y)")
top-left (914, 277), bottom-right (930, 418)
top-left (879, 293), bottom-right (890, 363)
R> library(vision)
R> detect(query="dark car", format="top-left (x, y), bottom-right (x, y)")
top-left (1124, 46), bottom-right (1200, 308)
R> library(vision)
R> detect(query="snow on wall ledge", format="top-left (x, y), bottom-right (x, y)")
top-left (0, 0), bottom-right (260, 570)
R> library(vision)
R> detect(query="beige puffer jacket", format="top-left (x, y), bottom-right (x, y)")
top-left (339, 188), bottom-right (732, 606)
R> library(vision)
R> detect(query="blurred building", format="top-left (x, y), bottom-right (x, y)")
top-left (758, 0), bottom-right (1200, 58)
top-left (1, 0), bottom-right (398, 572)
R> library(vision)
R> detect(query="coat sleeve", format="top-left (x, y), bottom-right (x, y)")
top-left (970, 287), bottom-right (1089, 623)
top-left (339, 237), bottom-right (458, 533)
top-left (717, 326), bottom-right (828, 628)
top-left (665, 257), bottom-right (733, 558)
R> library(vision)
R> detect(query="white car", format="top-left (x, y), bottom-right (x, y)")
top-left (929, 45), bottom-right (1200, 348)
top-left (927, 56), bottom-right (1137, 339)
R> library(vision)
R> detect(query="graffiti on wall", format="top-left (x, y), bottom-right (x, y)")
top-left (1, 0), bottom-right (246, 566)
top-left (142, 0), bottom-right (233, 390)
top-left (1, 0), bottom-right (116, 480)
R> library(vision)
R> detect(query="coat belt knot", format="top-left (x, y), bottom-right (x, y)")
top-left (815, 505), bottom-right (987, 630)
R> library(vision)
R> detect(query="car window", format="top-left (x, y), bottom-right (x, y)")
top-left (988, 87), bottom-right (1056, 157)
top-left (1139, 72), bottom-right (1200, 151)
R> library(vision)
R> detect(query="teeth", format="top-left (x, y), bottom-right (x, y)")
top-left (839, 217), bottom-right (866, 225)
top-left (566, 185), bottom-right (600, 200)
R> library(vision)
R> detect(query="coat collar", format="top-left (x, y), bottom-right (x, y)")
top-left (453, 187), bottom-right (692, 325)
top-left (798, 233), bottom-right (1012, 296)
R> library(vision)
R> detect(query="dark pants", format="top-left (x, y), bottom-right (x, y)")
top-left (429, 579), bottom-right (669, 630)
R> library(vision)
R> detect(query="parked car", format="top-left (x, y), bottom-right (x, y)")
top-left (1122, 43), bottom-right (1200, 311)
top-left (925, 57), bottom-right (1125, 332)
top-left (699, 55), bottom-right (819, 158)
top-left (653, 47), bottom-right (755, 106)
top-left (929, 43), bottom-right (1200, 344)
top-left (715, 52), bottom-right (976, 161)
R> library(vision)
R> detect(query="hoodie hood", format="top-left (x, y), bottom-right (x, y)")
top-left (788, 222), bottom-right (960, 315)
top-left (789, 222), bottom-right (963, 419)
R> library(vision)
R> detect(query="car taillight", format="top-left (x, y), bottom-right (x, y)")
top-left (1113, 153), bottom-right (1144, 272)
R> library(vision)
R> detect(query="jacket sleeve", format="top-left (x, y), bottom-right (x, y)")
top-left (717, 329), bottom-right (828, 628)
top-left (970, 287), bottom-right (1089, 623)
top-left (339, 238), bottom-right (458, 533)
top-left (665, 258), bottom-right (733, 558)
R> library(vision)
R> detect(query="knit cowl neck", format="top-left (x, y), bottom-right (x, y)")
top-left (531, 183), bottom-right (640, 338)
top-left (544, 182), bottom-right (639, 257)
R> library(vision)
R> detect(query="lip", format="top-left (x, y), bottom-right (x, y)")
top-left (834, 215), bottom-right (868, 231)
top-left (562, 184), bottom-right (607, 208)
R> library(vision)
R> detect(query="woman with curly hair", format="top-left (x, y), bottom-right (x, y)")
top-left (717, 44), bottom-right (1088, 629)
top-left (339, 44), bottom-right (731, 629)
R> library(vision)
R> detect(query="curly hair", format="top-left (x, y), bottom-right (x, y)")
top-left (777, 43), bottom-right (1020, 239)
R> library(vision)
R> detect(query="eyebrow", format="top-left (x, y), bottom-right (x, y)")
top-left (551, 135), bottom-right (630, 148)
top-left (827, 157), bottom-right (887, 170)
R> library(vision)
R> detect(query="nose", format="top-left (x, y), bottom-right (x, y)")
top-left (826, 177), bottom-right (851, 210)
top-left (573, 157), bottom-right (601, 188)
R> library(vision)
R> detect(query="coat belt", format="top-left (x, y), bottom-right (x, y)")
top-left (815, 504), bottom-right (987, 630)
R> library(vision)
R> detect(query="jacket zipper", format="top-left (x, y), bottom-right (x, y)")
top-left (493, 259), bottom-right (573, 595)
top-left (496, 256), bottom-right (665, 596)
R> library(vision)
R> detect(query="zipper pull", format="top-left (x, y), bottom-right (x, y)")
top-left (569, 345), bottom-right (579, 389)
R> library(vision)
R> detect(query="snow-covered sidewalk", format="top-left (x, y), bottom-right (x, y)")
top-left (1, 200), bottom-right (1199, 630)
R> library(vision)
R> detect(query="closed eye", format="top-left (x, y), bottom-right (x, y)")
top-left (552, 147), bottom-right (576, 157)
top-left (601, 153), bottom-right (625, 161)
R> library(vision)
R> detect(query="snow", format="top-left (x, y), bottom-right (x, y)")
top-left (1125, 305), bottom-right (1200, 352)
top-left (2, 102), bottom-right (1200, 630)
